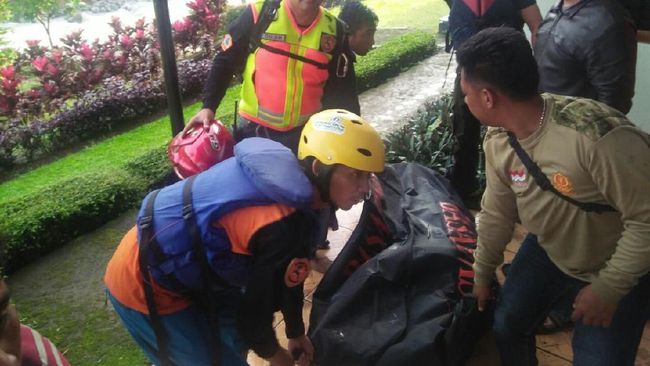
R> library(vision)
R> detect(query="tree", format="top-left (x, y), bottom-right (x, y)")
top-left (0, 0), bottom-right (15, 67)
top-left (8, 0), bottom-right (81, 47)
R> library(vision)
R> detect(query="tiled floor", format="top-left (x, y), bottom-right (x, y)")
top-left (248, 204), bottom-right (650, 365)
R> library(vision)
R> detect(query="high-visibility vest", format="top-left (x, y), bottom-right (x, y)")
top-left (239, 0), bottom-right (340, 130)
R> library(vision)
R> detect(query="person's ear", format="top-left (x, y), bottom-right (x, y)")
top-left (311, 159), bottom-right (322, 177)
top-left (284, 258), bottom-right (311, 287)
top-left (481, 87), bottom-right (495, 109)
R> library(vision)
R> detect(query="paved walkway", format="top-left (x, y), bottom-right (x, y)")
top-left (360, 43), bottom-right (456, 135)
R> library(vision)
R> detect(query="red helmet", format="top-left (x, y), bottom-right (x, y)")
top-left (167, 120), bottom-right (235, 179)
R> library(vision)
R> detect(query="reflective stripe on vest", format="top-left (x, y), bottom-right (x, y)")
top-left (239, 0), bottom-right (339, 130)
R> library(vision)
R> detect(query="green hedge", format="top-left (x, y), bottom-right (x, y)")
top-left (0, 31), bottom-right (438, 272)
top-left (356, 31), bottom-right (437, 91)
top-left (0, 146), bottom-right (170, 272)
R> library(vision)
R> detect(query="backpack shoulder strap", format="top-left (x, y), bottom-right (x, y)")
top-left (248, 0), bottom-right (282, 53)
top-left (137, 189), bottom-right (173, 366)
top-left (506, 132), bottom-right (617, 214)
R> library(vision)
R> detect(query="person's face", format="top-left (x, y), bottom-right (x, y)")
top-left (348, 24), bottom-right (376, 56)
top-left (287, 0), bottom-right (323, 14)
top-left (460, 68), bottom-right (491, 126)
top-left (328, 165), bottom-right (372, 210)
top-left (0, 280), bottom-right (21, 366)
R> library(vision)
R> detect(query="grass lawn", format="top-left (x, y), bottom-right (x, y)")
top-left (366, 0), bottom-right (448, 31)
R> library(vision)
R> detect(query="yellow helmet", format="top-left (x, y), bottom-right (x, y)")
top-left (298, 109), bottom-right (385, 173)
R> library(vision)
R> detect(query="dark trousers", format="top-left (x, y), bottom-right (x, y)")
top-left (494, 234), bottom-right (650, 366)
top-left (450, 75), bottom-right (482, 200)
top-left (234, 116), bottom-right (304, 155)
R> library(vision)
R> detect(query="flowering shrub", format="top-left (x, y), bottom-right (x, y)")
top-left (0, 0), bottom-right (224, 169)
top-left (0, 56), bottom-right (213, 168)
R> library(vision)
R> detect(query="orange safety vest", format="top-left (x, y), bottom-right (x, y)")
top-left (239, 0), bottom-right (340, 130)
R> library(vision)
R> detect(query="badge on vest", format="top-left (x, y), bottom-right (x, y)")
top-left (262, 33), bottom-right (286, 42)
top-left (551, 173), bottom-right (575, 196)
top-left (221, 34), bottom-right (233, 51)
top-left (510, 169), bottom-right (527, 187)
top-left (320, 33), bottom-right (337, 53)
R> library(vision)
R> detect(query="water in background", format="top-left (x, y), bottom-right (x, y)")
top-left (1, 0), bottom-right (246, 50)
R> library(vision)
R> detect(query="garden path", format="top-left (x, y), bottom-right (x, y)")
top-left (361, 42), bottom-right (456, 135)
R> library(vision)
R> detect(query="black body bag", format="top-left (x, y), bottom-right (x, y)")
top-left (308, 162), bottom-right (493, 366)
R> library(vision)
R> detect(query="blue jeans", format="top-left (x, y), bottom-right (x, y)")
top-left (107, 290), bottom-right (248, 366)
top-left (493, 234), bottom-right (650, 366)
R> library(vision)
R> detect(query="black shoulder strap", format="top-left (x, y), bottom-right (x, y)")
top-left (506, 132), bottom-right (617, 214)
top-left (247, 0), bottom-right (333, 70)
top-left (137, 189), bottom-right (173, 366)
top-left (181, 175), bottom-right (228, 365)
top-left (248, 0), bottom-right (281, 53)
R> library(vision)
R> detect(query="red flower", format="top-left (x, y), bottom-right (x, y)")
top-left (186, 0), bottom-right (206, 12)
top-left (80, 43), bottom-right (94, 62)
top-left (32, 56), bottom-right (49, 73)
top-left (3, 77), bottom-right (19, 91)
top-left (135, 29), bottom-right (145, 40)
top-left (102, 49), bottom-right (114, 60)
top-left (120, 34), bottom-right (133, 49)
top-left (172, 18), bottom-right (189, 33)
top-left (0, 66), bottom-right (15, 80)
top-left (51, 50), bottom-right (63, 64)
top-left (26, 39), bottom-right (41, 48)
top-left (43, 81), bottom-right (59, 96)
top-left (45, 63), bottom-right (59, 77)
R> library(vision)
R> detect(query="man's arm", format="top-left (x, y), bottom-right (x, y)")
top-left (585, 19), bottom-right (637, 114)
top-left (201, 6), bottom-right (255, 112)
top-left (238, 210), bottom-right (316, 360)
top-left (519, 3), bottom-right (542, 46)
top-left (186, 6), bottom-right (255, 130)
top-left (473, 135), bottom-right (520, 307)
top-left (586, 127), bottom-right (650, 306)
top-left (321, 20), bottom-right (361, 115)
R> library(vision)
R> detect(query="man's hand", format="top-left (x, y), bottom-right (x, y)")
top-left (183, 108), bottom-right (215, 134)
top-left (267, 347), bottom-right (294, 366)
top-left (288, 335), bottom-right (314, 366)
top-left (571, 285), bottom-right (617, 327)
top-left (473, 284), bottom-right (492, 312)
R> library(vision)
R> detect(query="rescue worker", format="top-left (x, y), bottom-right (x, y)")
top-left (321, 0), bottom-right (378, 114)
top-left (104, 109), bottom-right (385, 366)
top-left (187, 0), bottom-right (359, 153)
